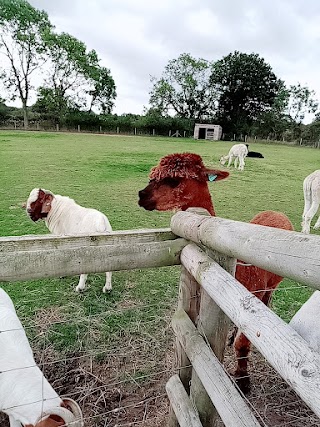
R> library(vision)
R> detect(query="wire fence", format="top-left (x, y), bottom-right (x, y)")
top-left (0, 277), bottom-right (318, 426)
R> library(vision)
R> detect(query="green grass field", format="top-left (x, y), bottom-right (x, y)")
top-left (0, 130), bottom-right (319, 354)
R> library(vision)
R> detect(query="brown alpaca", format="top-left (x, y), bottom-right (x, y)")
top-left (138, 152), bottom-right (293, 393)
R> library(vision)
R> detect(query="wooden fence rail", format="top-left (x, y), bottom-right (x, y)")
top-left (0, 228), bottom-right (186, 282)
top-left (171, 210), bottom-right (320, 290)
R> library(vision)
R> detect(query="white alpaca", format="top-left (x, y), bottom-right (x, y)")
top-left (220, 143), bottom-right (248, 171)
top-left (0, 288), bottom-right (83, 426)
top-left (301, 170), bottom-right (320, 234)
top-left (26, 188), bottom-right (112, 293)
top-left (289, 291), bottom-right (320, 353)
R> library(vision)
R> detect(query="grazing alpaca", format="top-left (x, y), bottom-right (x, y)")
top-left (301, 170), bottom-right (320, 234)
top-left (138, 152), bottom-right (293, 393)
top-left (26, 188), bottom-right (112, 293)
top-left (220, 143), bottom-right (248, 171)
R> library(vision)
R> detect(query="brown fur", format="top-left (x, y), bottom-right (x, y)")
top-left (26, 415), bottom-right (65, 427)
top-left (27, 189), bottom-right (53, 222)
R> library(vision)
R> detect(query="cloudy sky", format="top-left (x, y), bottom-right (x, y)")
top-left (28, 0), bottom-right (320, 121)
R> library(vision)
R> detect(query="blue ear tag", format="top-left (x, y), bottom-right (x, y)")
top-left (208, 174), bottom-right (217, 182)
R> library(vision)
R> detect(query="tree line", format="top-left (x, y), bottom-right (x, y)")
top-left (0, 0), bottom-right (319, 142)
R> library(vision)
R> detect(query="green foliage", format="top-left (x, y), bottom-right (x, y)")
top-left (40, 31), bottom-right (116, 118)
top-left (0, 0), bottom-right (52, 127)
top-left (286, 83), bottom-right (318, 123)
top-left (87, 66), bottom-right (116, 114)
top-left (210, 51), bottom-right (284, 136)
top-left (0, 97), bottom-right (11, 122)
top-left (32, 86), bottom-right (72, 122)
top-left (251, 88), bottom-right (293, 139)
top-left (149, 53), bottom-right (217, 119)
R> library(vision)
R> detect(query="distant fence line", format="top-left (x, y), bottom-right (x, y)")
top-left (1, 122), bottom-right (320, 147)
top-left (0, 122), bottom-right (193, 138)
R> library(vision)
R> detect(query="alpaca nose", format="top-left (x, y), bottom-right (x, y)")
top-left (138, 189), bottom-right (147, 199)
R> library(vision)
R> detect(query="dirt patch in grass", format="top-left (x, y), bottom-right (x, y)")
top-left (0, 314), bottom-right (318, 426)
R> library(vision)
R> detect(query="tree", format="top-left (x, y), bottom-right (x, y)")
top-left (42, 32), bottom-right (97, 114)
top-left (286, 83), bottom-right (318, 123)
top-left (149, 53), bottom-right (217, 120)
top-left (0, 97), bottom-right (11, 123)
top-left (87, 66), bottom-right (116, 114)
top-left (252, 87), bottom-right (292, 138)
top-left (210, 51), bottom-right (283, 135)
top-left (32, 86), bottom-right (73, 122)
top-left (42, 32), bottom-right (116, 118)
top-left (0, 0), bottom-right (52, 128)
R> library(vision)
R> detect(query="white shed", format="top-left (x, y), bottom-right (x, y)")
top-left (194, 123), bottom-right (222, 141)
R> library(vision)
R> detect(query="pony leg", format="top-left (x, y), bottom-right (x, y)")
top-left (102, 272), bottom-right (112, 293)
top-left (76, 274), bottom-right (88, 292)
top-left (233, 331), bottom-right (251, 393)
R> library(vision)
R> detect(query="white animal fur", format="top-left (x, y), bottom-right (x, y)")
top-left (0, 288), bottom-right (81, 426)
top-left (220, 143), bottom-right (248, 171)
top-left (301, 170), bottom-right (320, 234)
top-left (289, 291), bottom-right (320, 353)
top-left (27, 189), bottom-right (112, 293)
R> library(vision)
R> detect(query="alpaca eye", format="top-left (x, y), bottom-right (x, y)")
top-left (163, 178), bottom-right (180, 188)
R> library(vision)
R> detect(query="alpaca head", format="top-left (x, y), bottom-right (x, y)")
top-left (138, 152), bottom-right (229, 215)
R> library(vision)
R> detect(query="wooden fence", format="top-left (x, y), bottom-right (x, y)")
top-left (1, 212), bottom-right (320, 426)
top-left (167, 208), bottom-right (320, 427)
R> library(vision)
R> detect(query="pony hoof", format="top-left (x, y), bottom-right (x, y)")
top-left (234, 374), bottom-right (251, 394)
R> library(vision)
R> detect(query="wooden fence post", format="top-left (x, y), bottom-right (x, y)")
top-left (190, 251), bottom-right (236, 427)
top-left (169, 130), bottom-right (172, 137)
top-left (179, 209), bottom-right (236, 426)
top-left (117, 126), bottom-right (119, 134)
top-left (153, 129), bottom-right (155, 136)
top-left (168, 208), bottom-right (206, 427)
top-left (78, 124), bottom-right (80, 132)
top-left (168, 264), bottom-right (201, 427)
top-left (168, 208), bottom-right (236, 427)
top-left (56, 124), bottom-right (59, 132)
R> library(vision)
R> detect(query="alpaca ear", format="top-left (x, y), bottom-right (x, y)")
top-left (206, 169), bottom-right (229, 182)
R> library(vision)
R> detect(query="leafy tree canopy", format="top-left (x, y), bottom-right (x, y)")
top-left (149, 53), bottom-right (217, 120)
top-left (286, 83), bottom-right (318, 123)
top-left (210, 51), bottom-right (284, 134)
top-left (0, 0), bottom-right (52, 127)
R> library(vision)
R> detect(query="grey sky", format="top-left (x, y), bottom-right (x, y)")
top-left (28, 0), bottom-right (320, 121)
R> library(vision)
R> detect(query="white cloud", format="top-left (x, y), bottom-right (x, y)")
top-left (8, 0), bottom-right (320, 121)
